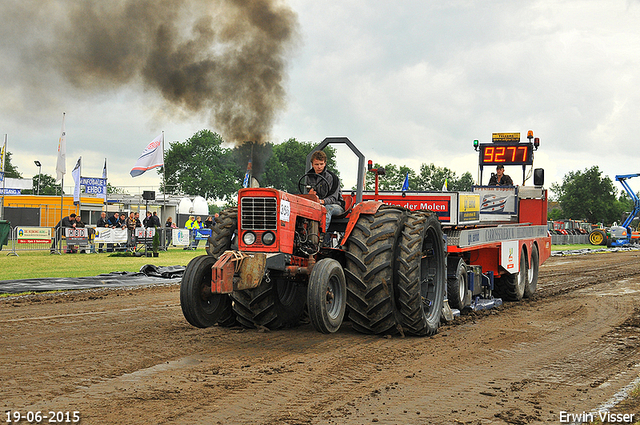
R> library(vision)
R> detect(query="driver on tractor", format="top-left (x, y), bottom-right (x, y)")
top-left (306, 150), bottom-right (344, 244)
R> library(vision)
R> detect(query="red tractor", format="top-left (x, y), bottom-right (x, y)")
top-left (180, 137), bottom-right (446, 335)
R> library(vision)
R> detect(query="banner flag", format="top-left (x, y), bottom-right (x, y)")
top-left (0, 135), bottom-right (6, 182)
top-left (442, 178), bottom-right (448, 191)
top-left (130, 133), bottom-right (164, 177)
top-left (243, 159), bottom-right (252, 188)
top-left (72, 157), bottom-right (81, 203)
top-left (56, 113), bottom-right (66, 182)
top-left (401, 173), bottom-right (409, 191)
top-left (0, 135), bottom-right (6, 173)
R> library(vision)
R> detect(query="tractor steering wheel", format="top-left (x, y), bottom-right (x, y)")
top-left (297, 172), bottom-right (331, 196)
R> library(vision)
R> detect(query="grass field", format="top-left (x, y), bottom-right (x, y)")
top-left (0, 247), bottom-right (203, 281)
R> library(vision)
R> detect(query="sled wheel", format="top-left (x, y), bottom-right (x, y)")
top-left (447, 257), bottom-right (471, 310)
top-left (524, 244), bottom-right (539, 298)
top-left (493, 246), bottom-right (528, 301)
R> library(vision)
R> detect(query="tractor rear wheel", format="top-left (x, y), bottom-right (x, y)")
top-left (180, 255), bottom-right (234, 328)
top-left (524, 244), bottom-right (539, 298)
top-left (206, 207), bottom-right (238, 257)
top-left (447, 257), bottom-right (471, 310)
top-left (307, 258), bottom-right (347, 333)
top-left (396, 211), bottom-right (446, 336)
top-left (589, 229), bottom-right (606, 246)
top-left (493, 246), bottom-right (528, 301)
top-left (344, 205), bottom-right (407, 335)
top-left (231, 276), bottom-right (306, 330)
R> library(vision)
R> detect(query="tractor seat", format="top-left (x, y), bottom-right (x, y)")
top-left (333, 195), bottom-right (354, 219)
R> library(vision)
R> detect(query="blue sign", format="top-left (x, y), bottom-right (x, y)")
top-left (0, 188), bottom-right (21, 195)
top-left (80, 177), bottom-right (107, 197)
top-left (194, 229), bottom-right (212, 240)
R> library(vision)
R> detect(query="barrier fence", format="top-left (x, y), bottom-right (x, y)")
top-left (550, 234), bottom-right (589, 245)
top-left (5, 226), bottom-right (212, 256)
top-left (3, 226), bottom-right (593, 253)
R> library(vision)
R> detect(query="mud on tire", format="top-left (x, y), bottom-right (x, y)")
top-left (344, 205), bottom-right (408, 335)
top-left (396, 211), bottom-right (446, 336)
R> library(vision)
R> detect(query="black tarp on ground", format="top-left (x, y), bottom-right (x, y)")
top-left (0, 265), bottom-right (185, 294)
top-left (0, 220), bottom-right (10, 250)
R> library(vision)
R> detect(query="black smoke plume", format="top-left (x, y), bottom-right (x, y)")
top-left (1, 0), bottom-right (299, 146)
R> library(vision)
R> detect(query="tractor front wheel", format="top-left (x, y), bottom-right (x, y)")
top-left (307, 258), bottom-right (347, 333)
top-left (180, 255), bottom-right (234, 328)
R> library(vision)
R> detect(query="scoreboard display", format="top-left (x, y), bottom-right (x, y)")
top-left (479, 143), bottom-right (533, 166)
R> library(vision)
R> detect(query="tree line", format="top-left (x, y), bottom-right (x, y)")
top-left (160, 130), bottom-right (475, 203)
top-left (549, 166), bottom-right (636, 226)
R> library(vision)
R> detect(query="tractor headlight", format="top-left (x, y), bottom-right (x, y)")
top-left (243, 231), bottom-right (256, 245)
top-left (262, 231), bottom-right (276, 245)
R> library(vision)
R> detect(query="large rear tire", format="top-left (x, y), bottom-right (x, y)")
top-left (344, 205), bottom-right (407, 335)
top-left (180, 255), bottom-right (234, 328)
top-left (524, 244), bottom-right (539, 298)
top-left (307, 258), bottom-right (347, 333)
top-left (589, 229), bottom-right (606, 246)
top-left (231, 276), bottom-right (307, 330)
top-left (396, 211), bottom-right (446, 336)
top-left (493, 246), bottom-right (528, 301)
top-left (206, 207), bottom-right (238, 257)
top-left (447, 257), bottom-right (471, 310)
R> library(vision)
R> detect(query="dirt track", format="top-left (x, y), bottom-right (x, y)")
top-left (2, 251), bottom-right (640, 425)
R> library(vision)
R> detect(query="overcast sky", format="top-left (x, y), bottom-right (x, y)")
top-left (2, 0), bottom-right (640, 196)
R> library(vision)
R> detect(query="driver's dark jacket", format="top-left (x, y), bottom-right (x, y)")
top-left (305, 167), bottom-right (344, 206)
top-left (488, 173), bottom-right (514, 186)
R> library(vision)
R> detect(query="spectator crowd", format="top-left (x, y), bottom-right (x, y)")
top-left (51, 211), bottom-right (216, 254)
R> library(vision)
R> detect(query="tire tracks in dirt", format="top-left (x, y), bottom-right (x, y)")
top-left (2, 252), bottom-right (640, 424)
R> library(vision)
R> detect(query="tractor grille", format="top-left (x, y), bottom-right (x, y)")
top-left (241, 197), bottom-right (278, 230)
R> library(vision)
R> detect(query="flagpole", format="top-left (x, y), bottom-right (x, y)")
top-left (1, 134), bottom-right (7, 220)
top-left (162, 131), bottom-right (166, 221)
top-left (77, 156), bottom-right (81, 217)
top-left (58, 112), bottom-right (66, 233)
top-left (103, 158), bottom-right (107, 211)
